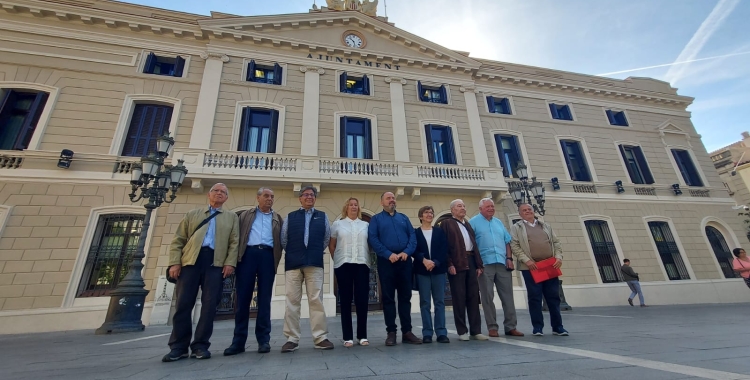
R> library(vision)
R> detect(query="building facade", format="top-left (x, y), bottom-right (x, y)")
top-left (0, 0), bottom-right (748, 334)
top-left (710, 132), bottom-right (750, 210)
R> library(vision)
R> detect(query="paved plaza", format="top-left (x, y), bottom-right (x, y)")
top-left (0, 303), bottom-right (749, 380)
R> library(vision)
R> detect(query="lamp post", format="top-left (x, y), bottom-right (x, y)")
top-left (507, 163), bottom-right (546, 216)
top-left (96, 133), bottom-right (188, 334)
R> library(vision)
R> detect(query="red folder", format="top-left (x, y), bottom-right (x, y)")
top-left (529, 257), bottom-right (562, 284)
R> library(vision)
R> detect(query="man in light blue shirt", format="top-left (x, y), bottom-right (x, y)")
top-left (469, 198), bottom-right (524, 337)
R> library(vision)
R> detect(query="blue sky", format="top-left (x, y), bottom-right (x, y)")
top-left (126, 0), bottom-right (748, 152)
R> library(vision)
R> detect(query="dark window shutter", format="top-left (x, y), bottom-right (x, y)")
top-left (362, 75), bottom-right (370, 96)
top-left (0, 90), bottom-right (19, 149)
top-left (273, 63), bottom-right (283, 85)
top-left (14, 92), bottom-right (49, 150)
top-left (487, 97), bottom-right (496, 113)
top-left (340, 72), bottom-right (348, 93)
top-left (246, 60), bottom-right (256, 81)
top-left (606, 110), bottom-right (616, 125)
top-left (364, 118), bottom-right (373, 159)
top-left (445, 127), bottom-right (456, 164)
top-left (237, 107), bottom-right (251, 151)
top-left (439, 85), bottom-right (447, 104)
top-left (549, 103), bottom-right (559, 119)
top-left (501, 98), bottom-right (511, 114)
top-left (562, 105), bottom-right (571, 120)
top-left (510, 135), bottom-right (522, 166)
top-left (619, 145), bottom-right (638, 183)
top-left (267, 109), bottom-right (279, 153)
top-left (494, 134), bottom-right (509, 177)
top-left (634, 146), bottom-right (654, 184)
top-left (340, 116), bottom-right (348, 157)
top-left (616, 112), bottom-right (628, 126)
top-left (173, 56), bottom-right (186, 77)
top-left (561, 140), bottom-right (576, 179)
top-left (425, 125), bottom-right (435, 162)
top-left (122, 104), bottom-right (171, 157)
top-left (417, 81), bottom-right (425, 101)
top-left (144, 52), bottom-right (156, 74)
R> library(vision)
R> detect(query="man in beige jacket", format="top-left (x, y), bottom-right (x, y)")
top-left (163, 183), bottom-right (240, 362)
top-left (510, 203), bottom-right (567, 337)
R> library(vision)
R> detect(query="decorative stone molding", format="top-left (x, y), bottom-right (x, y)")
top-left (385, 77), bottom-right (407, 85)
top-left (460, 85), bottom-right (477, 93)
top-left (300, 66), bottom-right (325, 74)
top-left (199, 52), bottom-right (230, 62)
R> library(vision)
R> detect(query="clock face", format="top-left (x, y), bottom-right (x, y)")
top-left (344, 34), bottom-right (363, 48)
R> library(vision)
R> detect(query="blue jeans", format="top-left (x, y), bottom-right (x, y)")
top-left (521, 270), bottom-right (563, 332)
top-left (627, 280), bottom-right (645, 305)
top-left (416, 273), bottom-right (447, 338)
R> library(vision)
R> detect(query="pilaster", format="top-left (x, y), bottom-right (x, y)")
top-left (300, 66), bottom-right (325, 156)
top-left (461, 85), bottom-right (490, 167)
top-left (386, 76), bottom-right (410, 162)
top-left (188, 52), bottom-right (229, 149)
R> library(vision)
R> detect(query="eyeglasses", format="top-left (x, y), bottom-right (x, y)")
top-left (300, 193), bottom-right (316, 198)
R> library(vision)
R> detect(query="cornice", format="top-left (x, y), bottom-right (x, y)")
top-left (384, 77), bottom-right (406, 85)
top-left (300, 66), bottom-right (325, 74)
top-left (200, 51), bottom-right (229, 62)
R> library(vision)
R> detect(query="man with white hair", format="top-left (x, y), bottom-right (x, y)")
top-left (440, 199), bottom-right (488, 341)
top-left (470, 198), bottom-right (524, 337)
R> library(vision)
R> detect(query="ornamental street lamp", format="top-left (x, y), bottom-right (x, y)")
top-left (96, 133), bottom-right (188, 334)
top-left (507, 163), bottom-right (547, 216)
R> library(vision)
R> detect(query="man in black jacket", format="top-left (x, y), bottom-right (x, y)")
top-left (621, 259), bottom-right (647, 307)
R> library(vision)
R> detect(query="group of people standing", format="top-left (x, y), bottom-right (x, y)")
top-left (161, 184), bottom-right (568, 362)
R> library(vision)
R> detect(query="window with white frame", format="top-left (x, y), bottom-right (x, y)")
top-left (0, 89), bottom-right (49, 150)
top-left (487, 96), bottom-right (512, 115)
top-left (425, 124), bottom-right (456, 164)
top-left (246, 60), bottom-right (283, 85)
top-left (671, 149), bottom-right (704, 187)
top-left (495, 134), bottom-right (524, 178)
top-left (618, 144), bottom-right (654, 184)
top-left (549, 103), bottom-right (573, 120)
top-left (339, 116), bottom-right (373, 159)
top-left (142, 52), bottom-right (185, 77)
top-left (647, 221), bottom-right (690, 280)
top-left (560, 139), bottom-right (592, 181)
top-left (339, 72), bottom-right (371, 95)
top-left (606, 109), bottom-right (629, 126)
top-left (122, 104), bottom-right (173, 157)
top-left (237, 107), bottom-right (279, 153)
top-left (584, 220), bottom-right (622, 283)
top-left (417, 81), bottom-right (448, 104)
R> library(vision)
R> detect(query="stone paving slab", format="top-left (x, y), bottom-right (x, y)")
top-left (0, 303), bottom-right (748, 380)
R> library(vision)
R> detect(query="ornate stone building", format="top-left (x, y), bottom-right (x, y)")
top-left (0, 0), bottom-right (747, 333)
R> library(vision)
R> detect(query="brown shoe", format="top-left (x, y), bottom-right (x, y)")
top-left (504, 329), bottom-right (525, 337)
top-left (402, 331), bottom-right (422, 344)
top-left (314, 339), bottom-right (334, 350)
top-left (385, 332), bottom-right (397, 346)
top-left (281, 341), bottom-right (299, 353)
top-left (489, 329), bottom-right (500, 337)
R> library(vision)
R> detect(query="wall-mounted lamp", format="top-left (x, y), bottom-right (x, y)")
top-left (551, 177), bottom-right (560, 190)
top-left (615, 180), bottom-right (625, 193)
top-left (57, 149), bottom-right (74, 169)
top-left (672, 183), bottom-right (682, 195)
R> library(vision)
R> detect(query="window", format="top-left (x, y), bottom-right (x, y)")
top-left (584, 220), bottom-right (622, 283)
top-left (417, 81), bottom-right (447, 104)
top-left (238, 108), bottom-right (279, 153)
top-left (0, 89), bottom-right (49, 150)
top-left (560, 140), bottom-right (591, 181)
top-left (705, 226), bottom-right (736, 278)
top-left (619, 145), bottom-right (654, 184)
top-left (495, 134), bottom-right (523, 178)
top-left (671, 149), bottom-right (704, 187)
top-left (143, 52), bottom-right (185, 77)
top-left (647, 221), bottom-right (690, 280)
top-left (339, 72), bottom-right (370, 95)
top-left (122, 104), bottom-right (173, 157)
top-left (77, 214), bottom-right (144, 297)
top-left (606, 110), bottom-right (628, 126)
top-left (339, 116), bottom-right (372, 159)
top-left (246, 60), bottom-right (282, 85)
top-left (425, 125), bottom-right (456, 164)
top-left (549, 103), bottom-right (573, 120)
top-left (487, 97), bottom-right (512, 115)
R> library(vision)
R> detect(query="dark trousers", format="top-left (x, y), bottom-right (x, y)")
top-left (448, 256), bottom-right (481, 336)
top-left (232, 245), bottom-right (275, 346)
top-left (521, 270), bottom-right (563, 331)
top-left (334, 263), bottom-right (370, 341)
top-left (168, 247), bottom-right (223, 352)
top-left (377, 257), bottom-right (412, 333)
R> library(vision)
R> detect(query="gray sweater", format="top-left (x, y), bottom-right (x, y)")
top-left (621, 264), bottom-right (639, 281)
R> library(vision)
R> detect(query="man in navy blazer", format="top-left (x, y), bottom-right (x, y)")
top-left (413, 205), bottom-right (450, 343)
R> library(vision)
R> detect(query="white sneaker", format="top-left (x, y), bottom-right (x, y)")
top-left (470, 334), bottom-right (489, 341)
top-left (458, 333), bottom-right (470, 341)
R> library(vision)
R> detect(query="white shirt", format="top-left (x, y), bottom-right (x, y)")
top-left (330, 217), bottom-right (370, 269)
top-left (422, 228), bottom-right (433, 258)
top-left (523, 219), bottom-right (538, 228)
top-left (456, 221), bottom-right (474, 251)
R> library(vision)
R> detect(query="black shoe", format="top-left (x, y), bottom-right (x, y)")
top-left (190, 348), bottom-right (211, 359)
top-left (422, 336), bottom-right (432, 344)
top-left (162, 349), bottom-right (188, 362)
top-left (436, 335), bottom-right (450, 343)
top-left (223, 344), bottom-right (245, 356)
top-left (258, 342), bottom-right (271, 353)
top-left (385, 332), bottom-right (397, 346)
top-left (628, 298), bottom-right (634, 306)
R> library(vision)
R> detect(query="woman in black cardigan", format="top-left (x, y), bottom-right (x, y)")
top-left (413, 205), bottom-right (450, 343)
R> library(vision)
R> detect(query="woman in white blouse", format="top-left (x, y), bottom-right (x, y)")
top-left (329, 197), bottom-right (371, 347)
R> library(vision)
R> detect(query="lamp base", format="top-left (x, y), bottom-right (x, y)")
top-left (95, 289), bottom-right (148, 335)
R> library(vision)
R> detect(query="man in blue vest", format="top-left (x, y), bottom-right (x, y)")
top-left (280, 186), bottom-right (334, 352)
top-left (368, 191), bottom-right (422, 346)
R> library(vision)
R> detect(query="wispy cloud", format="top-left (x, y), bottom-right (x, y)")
top-left (664, 0), bottom-right (740, 85)
top-left (596, 50), bottom-right (750, 76)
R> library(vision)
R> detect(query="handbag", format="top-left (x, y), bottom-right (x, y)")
top-left (166, 211), bottom-right (220, 284)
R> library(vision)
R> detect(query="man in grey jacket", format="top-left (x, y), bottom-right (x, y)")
top-left (621, 259), bottom-right (647, 307)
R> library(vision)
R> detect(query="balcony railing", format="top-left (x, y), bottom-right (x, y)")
top-left (204, 153), bottom-right (297, 172)
top-left (320, 159), bottom-right (398, 176)
top-left (417, 165), bottom-right (485, 181)
top-left (0, 155), bottom-right (23, 169)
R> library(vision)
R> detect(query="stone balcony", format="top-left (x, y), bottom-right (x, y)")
top-left (172, 149), bottom-right (508, 198)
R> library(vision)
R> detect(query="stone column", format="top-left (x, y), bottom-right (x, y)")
top-left (189, 52), bottom-right (229, 149)
top-left (386, 77), bottom-right (410, 162)
top-left (300, 66), bottom-right (325, 156)
top-left (461, 85), bottom-right (490, 167)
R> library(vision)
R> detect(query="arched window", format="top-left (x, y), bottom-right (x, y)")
top-left (647, 221), bottom-right (690, 280)
top-left (584, 220), bottom-right (622, 283)
top-left (705, 226), bottom-right (736, 278)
